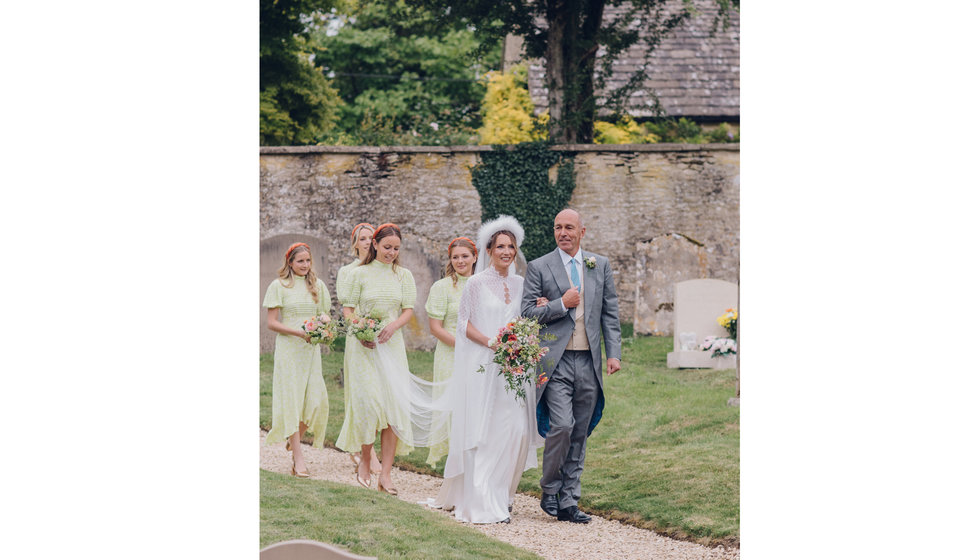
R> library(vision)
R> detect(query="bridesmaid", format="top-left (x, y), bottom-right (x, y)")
top-left (263, 242), bottom-right (331, 478)
top-left (336, 222), bottom-right (383, 474)
top-left (423, 237), bottom-right (477, 466)
top-left (336, 223), bottom-right (417, 495)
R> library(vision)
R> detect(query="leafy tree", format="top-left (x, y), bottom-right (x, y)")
top-left (406, 0), bottom-right (738, 144)
top-left (478, 65), bottom-right (549, 144)
top-left (311, 1), bottom-right (500, 145)
top-left (260, 0), bottom-right (345, 145)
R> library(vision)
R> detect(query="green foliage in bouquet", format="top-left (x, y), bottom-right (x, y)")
top-left (344, 311), bottom-right (387, 341)
top-left (477, 316), bottom-right (554, 401)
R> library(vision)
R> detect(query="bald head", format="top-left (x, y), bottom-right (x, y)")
top-left (556, 209), bottom-right (583, 228)
top-left (554, 209), bottom-right (586, 255)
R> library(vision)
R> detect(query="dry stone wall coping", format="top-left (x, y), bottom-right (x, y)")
top-left (260, 144), bottom-right (740, 155)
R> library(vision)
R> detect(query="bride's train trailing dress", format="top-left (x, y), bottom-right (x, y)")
top-left (429, 267), bottom-right (542, 523)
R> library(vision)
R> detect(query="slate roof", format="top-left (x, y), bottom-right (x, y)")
top-left (526, 0), bottom-right (740, 121)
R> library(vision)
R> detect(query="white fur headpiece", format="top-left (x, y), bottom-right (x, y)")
top-left (475, 215), bottom-right (526, 274)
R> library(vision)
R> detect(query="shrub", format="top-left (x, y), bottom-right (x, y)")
top-left (477, 65), bottom-right (549, 145)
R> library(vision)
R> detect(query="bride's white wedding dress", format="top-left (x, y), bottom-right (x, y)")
top-left (430, 266), bottom-right (541, 523)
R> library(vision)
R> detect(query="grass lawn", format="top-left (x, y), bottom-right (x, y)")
top-left (260, 469), bottom-right (541, 559)
top-left (260, 330), bottom-right (739, 547)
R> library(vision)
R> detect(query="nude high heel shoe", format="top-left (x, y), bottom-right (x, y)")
top-left (378, 480), bottom-right (398, 496)
top-left (291, 457), bottom-right (310, 478)
top-left (355, 462), bottom-right (371, 489)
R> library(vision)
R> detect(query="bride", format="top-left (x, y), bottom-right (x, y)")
top-left (430, 215), bottom-right (543, 524)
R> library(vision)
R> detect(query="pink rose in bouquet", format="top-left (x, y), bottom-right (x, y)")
top-left (478, 316), bottom-right (554, 401)
top-left (345, 311), bottom-right (386, 342)
top-left (302, 313), bottom-right (340, 345)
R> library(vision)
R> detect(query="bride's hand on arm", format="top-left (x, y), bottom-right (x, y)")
top-left (536, 297), bottom-right (548, 307)
top-left (465, 320), bottom-right (491, 348)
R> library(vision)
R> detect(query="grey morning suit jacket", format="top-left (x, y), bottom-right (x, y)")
top-left (521, 248), bottom-right (622, 438)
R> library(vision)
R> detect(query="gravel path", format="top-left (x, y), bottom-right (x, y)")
top-left (260, 430), bottom-right (738, 560)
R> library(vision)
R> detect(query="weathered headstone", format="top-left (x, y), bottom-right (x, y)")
top-left (666, 278), bottom-right (738, 369)
top-left (632, 234), bottom-right (707, 336)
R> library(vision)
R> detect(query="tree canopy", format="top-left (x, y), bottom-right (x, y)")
top-left (260, 0), bottom-right (344, 145)
top-left (406, 0), bottom-right (738, 143)
top-left (311, 0), bottom-right (500, 145)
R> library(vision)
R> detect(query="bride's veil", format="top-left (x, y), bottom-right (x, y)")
top-left (439, 215), bottom-right (541, 481)
top-left (474, 215), bottom-right (525, 275)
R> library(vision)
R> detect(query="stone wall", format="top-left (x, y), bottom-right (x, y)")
top-left (259, 144), bottom-right (739, 352)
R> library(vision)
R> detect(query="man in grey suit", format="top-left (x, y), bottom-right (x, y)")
top-left (521, 209), bottom-right (622, 524)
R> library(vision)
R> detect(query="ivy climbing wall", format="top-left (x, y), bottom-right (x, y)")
top-left (259, 144), bottom-right (739, 352)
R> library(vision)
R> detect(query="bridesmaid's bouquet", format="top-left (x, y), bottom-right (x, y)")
top-left (302, 313), bottom-right (340, 345)
top-left (478, 316), bottom-right (553, 401)
top-left (345, 311), bottom-right (386, 342)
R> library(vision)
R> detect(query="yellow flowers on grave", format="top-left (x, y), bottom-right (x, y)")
top-left (717, 308), bottom-right (737, 339)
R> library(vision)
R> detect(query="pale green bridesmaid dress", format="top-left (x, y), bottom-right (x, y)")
top-left (336, 260), bottom-right (417, 456)
top-left (262, 276), bottom-right (331, 449)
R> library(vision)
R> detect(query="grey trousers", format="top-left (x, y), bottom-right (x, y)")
top-left (539, 349), bottom-right (599, 509)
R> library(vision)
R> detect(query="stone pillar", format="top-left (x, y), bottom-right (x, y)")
top-left (502, 34), bottom-right (525, 72)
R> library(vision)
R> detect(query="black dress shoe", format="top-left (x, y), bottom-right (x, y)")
top-left (557, 505), bottom-right (591, 524)
top-left (540, 492), bottom-right (559, 517)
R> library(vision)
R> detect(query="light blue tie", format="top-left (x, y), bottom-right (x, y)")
top-left (570, 258), bottom-right (581, 292)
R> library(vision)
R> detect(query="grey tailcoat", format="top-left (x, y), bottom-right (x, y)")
top-left (521, 248), bottom-right (622, 438)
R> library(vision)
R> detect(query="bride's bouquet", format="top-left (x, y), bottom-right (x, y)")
top-left (478, 316), bottom-right (553, 401)
top-left (302, 313), bottom-right (340, 345)
top-left (345, 311), bottom-right (386, 342)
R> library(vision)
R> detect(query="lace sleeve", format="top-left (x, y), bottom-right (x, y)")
top-left (512, 274), bottom-right (525, 314)
top-left (455, 273), bottom-right (480, 343)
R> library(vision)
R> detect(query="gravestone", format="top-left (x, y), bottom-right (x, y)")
top-left (666, 278), bottom-right (738, 369)
top-left (632, 234), bottom-right (707, 336)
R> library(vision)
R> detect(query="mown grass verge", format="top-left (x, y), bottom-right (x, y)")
top-left (260, 468), bottom-right (542, 559)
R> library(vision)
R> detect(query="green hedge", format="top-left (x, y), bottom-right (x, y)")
top-left (471, 142), bottom-right (576, 262)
